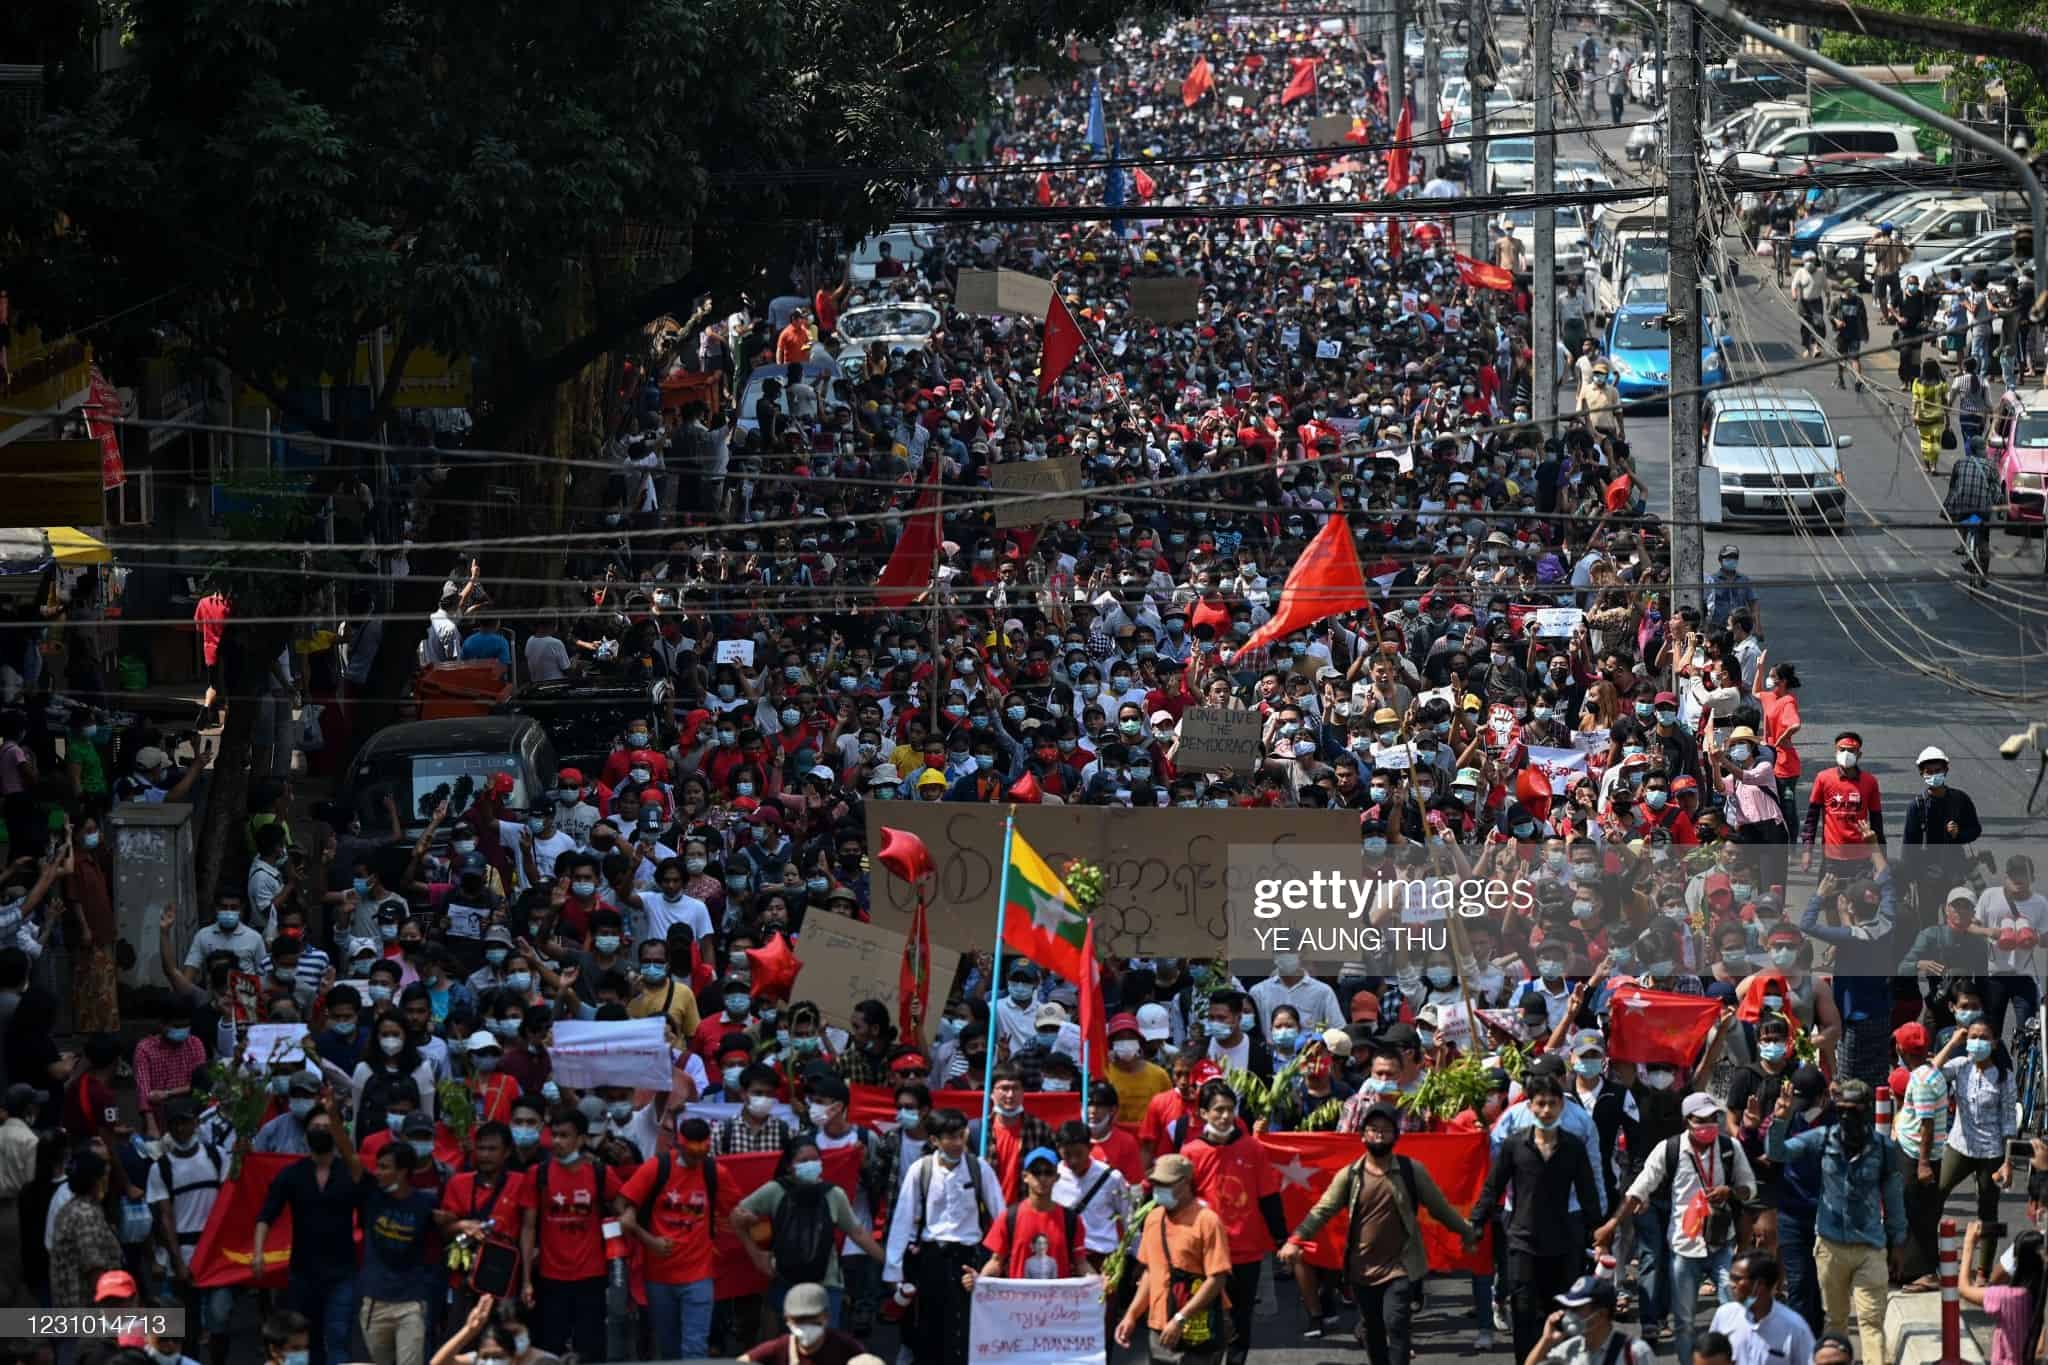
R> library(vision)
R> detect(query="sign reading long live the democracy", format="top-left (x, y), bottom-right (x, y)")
top-left (968, 1276), bottom-right (1106, 1365)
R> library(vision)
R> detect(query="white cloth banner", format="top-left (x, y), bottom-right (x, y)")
top-left (968, 1275), bottom-right (1107, 1365)
top-left (1527, 745), bottom-right (1590, 794)
top-left (550, 1017), bottom-right (674, 1091)
top-left (1532, 607), bottom-right (1585, 638)
top-left (674, 1097), bottom-right (801, 1129)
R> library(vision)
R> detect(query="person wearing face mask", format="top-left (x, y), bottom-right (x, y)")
top-left (1526, 1274), bottom-right (1657, 1365)
top-left (1885, 1023), bottom-right (1947, 1285)
top-left (251, 1070), bottom-right (328, 1155)
top-left (1765, 1078), bottom-right (1908, 1365)
top-left (1476, 1073), bottom-right (1607, 1364)
top-left (1179, 1078), bottom-right (1287, 1365)
top-left (881, 1107), bottom-right (1003, 1362)
top-left (991, 963), bottom-right (1047, 1055)
top-left (253, 1096), bottom-right (364, 1365)
top-left (347, 1103), bottom-right (442, 1365)
top-left (1895, 885), bottom-right (1991, 1012)
top-left (1797, 732), bottom-right (1884, 882)
top-left (132, 999), bottom-right (208, 1140)
top-left (799, 1072), bottom-right (887, 1329)
top-left (146, 1096), bottom-right (235, 1363)
top-left (613, 1114), bottom-right (719, 1359)
top-left (514, 1109), bottom-right (625, 1359)
top-left (734, 1135), bottom-right (885, 1328)
top-left (183, 889), bottom-right (265, 975)
top-left (1898, 746), bottom-right (1982, 919)
top-left (1198, 990), bottom-right (1272, 1080)
top-left (1281, 1101), bottom-right (1476, 1351)
top-left (1934, 1012), bottom-right (2017, 1277)
top-left (1112, 1151), bottom-right (1232, 1362)
top-left (714, 1063), bottom-right (796, 1155)
top-left (1249, 949), bottom-right (1343, 1036)
top-left (1099, 1014), bottom-right (1171, 1125)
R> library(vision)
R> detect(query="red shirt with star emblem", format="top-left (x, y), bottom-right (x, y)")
top-left (439, 1167), bottom-right (529, 1285)
top-left (1807, 767), bottom-right (1882, 861)
top-left (1181, 1129), bottom-right (1281, 1263)
top-left (617, 1155), bottom-right (716, 1284)
top-left (521, 1157), bottom-right (627, 1282)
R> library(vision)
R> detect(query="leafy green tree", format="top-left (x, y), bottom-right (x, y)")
top-left (1809, 0), bottom-right (2047, 149)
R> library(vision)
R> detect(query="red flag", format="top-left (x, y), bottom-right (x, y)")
top-left (1182, 56), bottom-right (1215, 107)
top-left (1260, 1132), bottom-right (1492, 1274)
top-left (1076, 919), bottom-right (1109, 1078)
top-left (1034, 170), bottom-right (1054, 207)
top-left (1387, 216), bottom-right (1403, 262)
top-left (1385, 99), bottom-right (1413, 195)
top-left (1454, 252), bottom-right (1517, 292)
top-left (189, 1154), bottom-right (300, 1287)
top-left (1342, 116), bottom-right (1370, 145)
top-left (847, 1085), bottom-right (1079, 1130)
top-left (874, 458), bottom-right (941, 607)
top-left (1132, 166), bottom-right (1157, 201)
top-left (1605, 984), bottom-right (1726, 1067)
top-left (1235, 515), bottom-right (1372, 658)
top-left (1281, 57), bottom-right (1320, 105)
top-left (1037, 292), bottom-right (1086, 397)
top-left (743, 932), bottom-right (803, 1002)
top-left (710, 1147), bottom-right (860, 1300)
top-left (1006, 771), bottom-right (1044, 803)
top-left (1442, 108), bottom-right (1454, 138)
top-left (899, 891), bottom-right (932, 1044)
top-left (85, 366), bottom-right (126, 490)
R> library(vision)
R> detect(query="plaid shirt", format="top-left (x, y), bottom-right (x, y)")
top-left (132, 1034), bottom-right (208, 1119)
top-left (50, 1195), bottom-right (123, 1307)
top-left (714, 1113), bottom-right (794, 1155)
top-left (1944, 454), bottom-right (1999, 519)
top-left (835, 1045), bottom-right (894, 1086)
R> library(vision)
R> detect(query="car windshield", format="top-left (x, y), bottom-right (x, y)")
top-left (352, 750), bottom-right (527, 826)
top-left (1489, 139), bottom-right (1535, 162)
top-left (1505, 207), bottom-right (1580, 228)
top-left (2017, 413), bottom-right (2048, 449)
top-left (1613, 315), bottom-right (1669, 349)
top-left (851, 231), bottom-right (920, 265)
top-left (838, 307), bottom-right (937, 341)
top-left (1623, 241), bottom-right (1668, 274)
top-left (1713, 413), bottom-right (1831, 447)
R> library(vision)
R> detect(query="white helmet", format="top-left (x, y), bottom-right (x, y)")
top-left (1915, 745), bottom-right (1948, 767)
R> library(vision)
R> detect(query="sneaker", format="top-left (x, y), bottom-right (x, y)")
top-left (1303, 1318), bottom-right (1327, 1341)
top-left (1474, 1329), bottom-right (1495, 1352)
top-left (1494, 1301), bottom-right (1512, 1332)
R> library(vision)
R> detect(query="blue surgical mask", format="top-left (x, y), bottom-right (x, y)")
top-left (725, 993), bottom-right (751, 1016)
top-left (410, 1139), bottom-right (435, 1160)
top-left (166, 1027), bottom-right (190, 1044)
top-left (1205, 1019), bottom-right (1232, 1039)
top-left (641, 964), bottom-right (667, 985)
top-left (486, 948), bottom-right (508, 966)
top-left (216, 912), bottom-right (241, 932)
top-left (1008, 982), bottom-right (1036, 1005)
top-left (352, 878), bottom-right (371, 897)
top-left (505, 972), bottom-right (532, 994)
top-left (1955, 1008), bottom-right (1983, 1026)
top-left (1966, 1038), bottom-right (1994, 1062)
top-left (1036, 1027), bottom-right (1060, 1046)
top-left (792, 1159), bottom-right (824, 1183)
top-left (1759, 1043), bottom-right (1789, 1064)
top-left (1271, 1027), bottom-right (1299, 1050)
top-left (1574, 1058), bottom-right (1604, 1078)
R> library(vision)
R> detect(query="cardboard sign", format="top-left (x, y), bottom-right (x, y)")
top-left (1307, 113), bottom-right (1359, 147)
top-left (1531, 607), bottom-right (1585, 638)
top-left (1315, 338), bottom-right (1343, 360)
top-left (989, 457), bottom-right (1084, 527)
top-left (551, 1017), bottom-right (673, 1091)
top-left (1172, 706), bottom-right (1265, 772)
top-left (864, 805), bottom-right (1361, 956)
top-left (241, 1023), bottom-right (312, 1070)
top-left (793, 913), bottom-right (962, 1034)
top-left (1127, 277), bottom-right (1203, 324)
top-left (954, 269), bottom-right (1054, 320)
top-left (714, 639), bottom-right (755, 667)
top-left (1528, 745), bottom-right (1590, 793)
top-left (969, 1276), bottom-right (1105, 1365)
top-left (1280, 326), bottom-right (1302, 351)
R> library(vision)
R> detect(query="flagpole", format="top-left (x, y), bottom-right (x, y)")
top-left (980, 808), bottom-right (1015, 1159)
top-left (928, 462), bottom-right (942, 738)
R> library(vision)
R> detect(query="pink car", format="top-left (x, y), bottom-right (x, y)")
top-left (1991, 395), bottom-right (2048, 525)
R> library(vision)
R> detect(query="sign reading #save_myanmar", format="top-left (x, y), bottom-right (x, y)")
top-left (969, 1276), bottom-right (1106, 1365)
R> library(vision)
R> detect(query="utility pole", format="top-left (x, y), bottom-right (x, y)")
top-left (1422, 15), bottom-right (1442, 167)
top-left (1388, 0), bottom-right (1407, 134)
top-left (1468, 0), bottom-right (1490, 256)
top-left (1532, 0), bottom-right (1557, 430)
top-left (1666, 0), bottom-right (1704, 614)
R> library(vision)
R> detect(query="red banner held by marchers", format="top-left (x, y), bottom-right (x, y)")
top-left (1260, 1131), bottom-right (1492, 1275)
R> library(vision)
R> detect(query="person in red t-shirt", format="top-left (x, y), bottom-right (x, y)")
top-left (968, 1147), bottom-right (1092, 1285)
top-left (1801, 731), bottom-right (1885, 878)
top-left (618, 1117), bottom-right (719, 1358)
top-left (1087, 1086), bottom-right (1143, 1183)
top-left (192, 589), bottom-right (230, 721)
top-left (1181, 1078), bottom-right (1287, 1358)
top-left (518, 1109), bottom-right (625, 1360)
top-left (1137, 1054), bottom-right (1204, 1168)
top-left (436, 1121), bottom-right (527, 1317)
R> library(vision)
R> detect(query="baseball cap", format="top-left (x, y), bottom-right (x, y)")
top-left (1023, 1146), bottom-right (1059, 1171)
top-left (1893, 1021), bottom-right (1929, 1052)
top-left (1033, 1002), bottom-right (1069, 1028)
top-left (1556, 1274), bottom-right (1617, 1311)
top-left (464, 1031), bottom-right (501, 1054)
top-left (1107, 1012), bottom-right (1142, 1039)
top-left (135, 746), bottom-right (170, 771)
top-left (1135, 1002), bottom-right (1173, 1041)
top-left (1681, 1092), bottom-right (1723, 1121)
top-left (783, 1283), bottom-right (830, 1318)
top-left (1350, 990), bottom-right (1381, 1021)
top-left (2, 1082), bottom-right (47, 1112)
top-left (1149, 1153), bottom-right (1194, 1184)
top-left (95, 1270), bottom-right (138, 1302)
top-left (1321, 1027), bottom-right (1353, 1057)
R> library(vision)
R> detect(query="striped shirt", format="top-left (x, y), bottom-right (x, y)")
top-left (1893, 1062), bottom-right (1950, 1160)
top-left (1942, 1055), bottom-right (2017, 1158)
top-left (256, 946), bottom-right (331, 1005)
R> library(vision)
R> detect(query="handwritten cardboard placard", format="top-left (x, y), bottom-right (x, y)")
top-left (714, 639), bottom-right (756, 667)
top-left (864, 805), bottom-right (1361, 956)
top-left (793, 913), bottom-right (963, 1034)
top-left (970, 1276), bottom-right (1106, 1365)
top-left (989, 457), bottom-right (1084, 527)
top-left (1172, 706), bottom-right (1265, 773)
top-left (1126, 277), bottom-right (1204, 324)
top-left (954, 269), bottom-right (1055, 320)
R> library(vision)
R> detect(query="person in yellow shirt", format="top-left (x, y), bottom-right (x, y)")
top-left (626, 937), bottom-right (701, 1039)
top-left (1106, 1012), bottom-right (1172, 1126)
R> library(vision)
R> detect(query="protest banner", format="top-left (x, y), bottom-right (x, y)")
top-left (989, 457), bottom-right (1084, 526)
top-left (864, 804), bottom-right (1359, 956)
top-left (714, 639), bottom-right (755, 667)
top-left (969, 1276), bottom-right (1106, 1365)
top-left (1171, 706), bottom-right (1264, 772)
top-left (794, 914), bottom-right (963, 1034)
top-left (708, 1147), bottom-right (861, 1300)
top-left (955, 269), bottom-right (1054, 320)
top-left (550, 1017), bottom-right (673, 1091)
top-left (848, 1083), bottom-right (1079, 1131)
top-left (1527, 745), bottom-right (1590, 794)
top-left (1531, 606), bottom-right (1585, 638)
top-left (189, 1153), bottom-right (300, 1287)
top-left (1126, 277), bottom-right (1203, 324)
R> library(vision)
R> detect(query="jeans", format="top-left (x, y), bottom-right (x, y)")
top-left (841, 1250), bottom-right (882, 1323)
top-left (1984, 974), bottom-right (2041, 1042)
top-left (535, 1275), bottom-right (607, 1361)
top-left (1778, 1212), bottom-right (1821, 1334)
top-left (287, 1274), bottom-right (358, 1365)
top-left (646, 1277), bottom-right (715, 1359)
top-left (1939, 1149), bottom-right (2005, 1274)
top-left (1631, 1203), bottom-right (1672, 1332)
top-left (1355, 1275), bottom-right (1416, 1365)
top-left (1671, 1245), bottom-right (1735, 1365)
top-left (1222, 1262), bottom-right (1261, 1365)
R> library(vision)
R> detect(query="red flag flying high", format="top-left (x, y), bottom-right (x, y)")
top-left (1235, 515), bottom-right (1372, 658)
top-left (1605, 984), bottom-right (1726, 1067)
top-left (1037, 292), bottom-right (1086, 397)
top-left (1454, 253), bottom-right (1516, 292)
top-left (1182, 56), bottom-right (1215, 107)
top-left (1385, 99), bottom-right (1413, 195)
top-left (1132, 166), bottom-right (1157, 200)
top-left (873, 459), bottom-right (942, 606)
top-left (1259, 1132), bottom-right (1492, 1275)
top-left (1281, 57), bottom-right (1321, 105)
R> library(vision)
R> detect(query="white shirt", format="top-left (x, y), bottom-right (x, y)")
top-left (644, 889), bottom-right (712, 942)
top-left (145, 1140), bottom-right (228, 1242)
top-left (884, 1151), bottom-right (1007, 1282)
top-left (1708, 1299), bottom-right (1815, 1365)
top-left (424, 609), bottom-right (462, 664)
top-left (1248, 973), bottom-right (1344, 1034)
top-left (1626, 1133), bottom-right (1756, 1259)
top-left (1052, 1157), bottom-right (1132, 1254)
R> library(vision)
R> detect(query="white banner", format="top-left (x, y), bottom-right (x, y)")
top-left (1532, 607), bottom-right (1585, 638)
top-left (551, 1017), bottom-right (674, 1091)
top-left (241, 1023), bottom-right (312, 1070)
top-left (674, 1097), bottom-right (801, 1129)
top-left (969, 1276), bottom-right (1106, 1365)
top-left (1527, 745), bottom-right (1589, 794)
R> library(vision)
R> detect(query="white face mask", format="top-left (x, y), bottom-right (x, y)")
top-left (1111, 1039), bottom-right (1143, 1062)
top-left (791, 1324), bottom-right (825, 1349)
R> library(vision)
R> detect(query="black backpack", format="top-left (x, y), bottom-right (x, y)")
top-left (770, 1182), bottom-right (839, 1285)
top-left (637, 1152), bottom-right (719, 1229)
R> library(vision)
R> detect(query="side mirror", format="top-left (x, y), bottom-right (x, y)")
top-left (1988, 435), bottom-right (2007, 453)
top-left (1836, 433), bottom-right (1854, 449)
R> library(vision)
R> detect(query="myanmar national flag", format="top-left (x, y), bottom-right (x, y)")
top-left (1604, 984), bottom-right (1726, 1068)
top-left (999, 828), bottom-right (1088, 983)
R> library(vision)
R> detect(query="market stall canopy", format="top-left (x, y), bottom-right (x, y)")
top-left (45, 526), bottom-right (110, 565)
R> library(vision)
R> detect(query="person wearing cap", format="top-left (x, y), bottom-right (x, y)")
top-left (1894, 884), bottom-right (1989, 995)
top-left (1113, 1152), bottom-right (1233, 1363)
top-left (967, 1143), bottom-right (1090, 1290)
top-left (1474, 1072), bottom-right (1606, 1364)
top-left (1281, 1099), bottom-right (1475, 1352)
top-left (1900, 744), bottom-right (1982, 920)
top-left (1594, 1089), bottom-right (1754, 1364)
top-left (1106, 1011), bottom-right (1172, 1125)
top-left (881, 1106), bottom-right (1002, 1360)
top-left (1183, 1077), bottom-right (1287, 1365)
top-left (1765, 1077), bottom-right (1907, 1365)
top-left (1526, 1272), bottom-right (1656, 1365)
top-left (738, 1280), bottom-right (864, 1365)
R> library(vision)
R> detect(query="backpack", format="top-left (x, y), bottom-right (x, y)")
top-left (1653, 1133), bottom-right (1738, 1247)
top-left (155, 1142), bottom-right (224, 1218)
top-left (911, 1152), bottom-right (995, 1244)
top-left (769, 1182), bottom-right (840, 1285)
top-left (535, 1154), bottom-right (610, 1237)
top-left (636, 1151), bottom-right (718, 1230)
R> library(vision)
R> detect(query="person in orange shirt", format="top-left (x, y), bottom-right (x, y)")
top-left (775, 310), bottom-right (814, 365)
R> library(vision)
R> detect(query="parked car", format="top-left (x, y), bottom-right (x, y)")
top-left (1833, 195), bottom-right (1996, 283)
top-left (1991, 388), bottom-right (2048, 528)
top-left (1725, 122), bottom-right (1927, 175)
top-left (1484, 136), bottom-right (1537, 192)
top-left (834, 303), bottom-right (943, 377)
top-left (496, 679), bottom-right (667, 779)
top-left (1604, 300), bottom-right (1729, 402)
top-left (1704, 386), bottom-right (1851, 523)
top-left (1899, 227), bottom-right (2021, 292)
top-left (735, 358), bottom-right (848, 435)
top-left (1704, 100), bottom-right (1805, 167)
top-left (1503, 204), bottom-right (1595, 283)
top-left (340, 717), bottom-right (560, 836)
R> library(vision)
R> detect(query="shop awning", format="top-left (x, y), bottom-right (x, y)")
top-left (45, 526), bottom-right (111, 565)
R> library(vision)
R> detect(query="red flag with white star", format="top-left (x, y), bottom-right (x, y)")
top-left (1260, 1131), bottom-right (1492, 1274)
top-left (1604, 983), bottom-right (1726, 1068)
